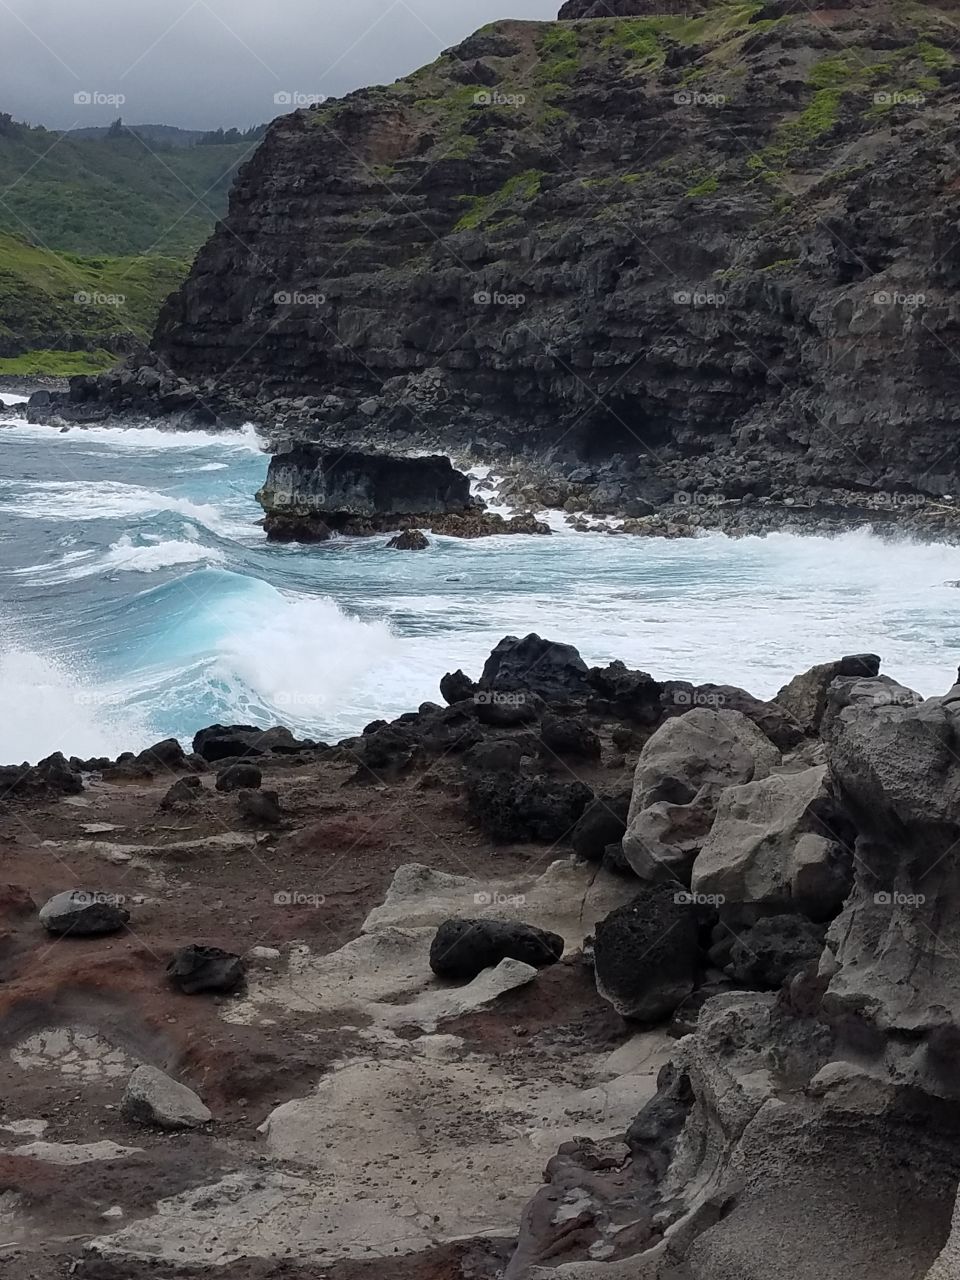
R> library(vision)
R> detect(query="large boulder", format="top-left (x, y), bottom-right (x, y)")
top-left (662, 682), bottom-right (803, 751)
top-left (429, 918), bottom-right (564, 981)
top-left (193, 724), bottom-right (311, 762)
top-left (593, 883), bottom-right (700, 1021)
top-left (478, 633), bottom-right (592, 702)
top-left (622, 708), bottom-right (780, 884)
top-left (775, 653), bottom-right (882, 735)
top-left (692, 765), bottom-right (852, 922)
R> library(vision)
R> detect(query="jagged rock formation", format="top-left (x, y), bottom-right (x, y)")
top-left (34, 0), bottom-right (960, 534)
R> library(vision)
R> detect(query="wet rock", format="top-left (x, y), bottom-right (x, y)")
top-left (193, 724), bottom-right (311, 762)
top-left (122, 1065), bottom-right (212, 1130)
top-left (478, 633), bottom-right (592, 702)
top-left (467, 773), bottom-right (592, 842)
top-left (429, 917), bottom-right (564, 981)
top-left (571, 792), bottom-right (631, 862)
top-left (167, 944), bottom-right (245, 994)
top-left (724, 915), bottom-right (827, 989)
top-left (387, 528), bottom-right (429, 550)
top-left (39, 890), bottom-right (129, 936)
top-left (237, 788), bottom-right (282, 826)
top-left (215, 762), bottom-right (263, 792)
top-left (594, 882), bottom-right (701, 1021)
top-left (623, 708), bottom-right (780, 883)
top-left (439, 668), bottom-right (478, 705)
top-left (539, 712), bottom-right (601, 760)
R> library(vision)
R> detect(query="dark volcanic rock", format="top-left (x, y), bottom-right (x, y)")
top-left (465, 737), bottom-right (524, 776)
top-left (440, 669), bottom-right (478, 705)
top-left (237, 788), bottom-right (282, 826)
top-left (193, 724), bottom-right (310, 761)
top-left (594, 883), bottom-right (700, 1021)
top-left (724, 914), bottom-right (827, 989)
top-left (539, 711), bottom-right (601, 760)
top-left (215, 762), bottom-right (263, 792)
top-left (429, 917), bottom-right (564, 981)
top-left (0, 752), bottom-right (84, 803)
top-left (571, 792), bottom-right (631, 863)
top-left (159, 776), bottom-right (204, 810)
top-left (387, 528), bottom-right (429, 550)
top-left (39, 890), bottom-right (129, 937)
top-left (479, 634), bottom-right (591, 702)
top-left (167, 944), bottom-right (245, 994)
top-left (467, 773), bottom-right (592, 842)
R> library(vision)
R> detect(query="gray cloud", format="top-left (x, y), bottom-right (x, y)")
top-left (3, 0), bottom-right (560, 129)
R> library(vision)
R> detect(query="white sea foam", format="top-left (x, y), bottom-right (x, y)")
top-left (0, 417), bottom-right (262, 452)
top-left (0, 479), bottom-right (226, 530)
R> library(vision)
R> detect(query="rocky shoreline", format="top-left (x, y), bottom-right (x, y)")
top-left (1, 633), bottom-right (959, 1278)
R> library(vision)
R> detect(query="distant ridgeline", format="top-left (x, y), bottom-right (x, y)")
top-left (0, 114), bottom-right (265, 375)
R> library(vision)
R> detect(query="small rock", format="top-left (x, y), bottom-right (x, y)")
top-left (167, 944), bottom-right (245, 994)
top-left (38, 890), bottom-right (129, 937)
top-left (237, 788), bottom-right (282, 826)
top-left (160, 777), bottom-right (204, 810)
top-left (121, 1065), bottom-right (211, 1130)
top-left (216, 762), bottom-right (262, 792)
top-left (387, 529), bottom-right (429, 550)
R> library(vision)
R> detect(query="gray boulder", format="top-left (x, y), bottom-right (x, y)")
top-left (622, 708), bottom-right (780, 883)
top-left (692, 765), bottom-right (851, 922)
top-left (39, 890), bottom-right (129, 936)
top-left (775, 653), bottom-right (882, 735)
top-left (122, 1065), bottom-right (211, 1130)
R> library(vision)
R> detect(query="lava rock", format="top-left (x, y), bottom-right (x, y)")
top-left (467, 773), bottom-right (593, 842)
top-left (215, 762), bottom-right (263, 792)
top-left (167, 944), bottom-right (245, 994)
top-left (474, 691), bottom-right (541, 727)
top-left (430, 918), bottom-right (564, 981)
top-left (159, 776), bottom-right (204, 810)
top-left (539, 711), bottom-right (602, 760)
top-left (39, 890), bottom-right (129, 937)
top-left (122, 1065), bottom-right (212, 1130)
top-left (723, 915), bottom-right (827, 989)
top-left (237, 788), bottom-right (282, 826)
top-left (193, 724), bottom-right (310, 762)
top-left (136, 738), bottom-right (187, 770)
top-left (588, 661), bottom-right (664, 725)
top-left (439, 669), bottom-right (478, 705)
top-left (478, 633), bottom-right (592, 702)
top-left (594, 883), bottom-right (700, 1021)
top-left (571, 792), bottom-right (631, 862)
top-left (464, 738), bottom-right (524, 775)
top-left (387, 528), bottom-right (429, 550)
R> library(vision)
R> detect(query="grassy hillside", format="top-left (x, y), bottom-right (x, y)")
top-left (0, 116), bottom-right (259, 373)
top-left (0, 231), bottom-right (189, 374)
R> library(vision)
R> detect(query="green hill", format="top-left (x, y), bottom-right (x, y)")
top-left (0, 116), bottom-right (260, 374)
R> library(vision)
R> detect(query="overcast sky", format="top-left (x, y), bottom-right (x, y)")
top-left (3, 0), bottom-right (560, 130)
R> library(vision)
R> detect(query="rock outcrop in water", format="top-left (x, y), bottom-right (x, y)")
top-left (26, 0), bottom-right (960, 537)
top-left (256, 445), bottom-right (550, 539)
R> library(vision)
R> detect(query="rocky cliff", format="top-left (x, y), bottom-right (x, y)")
top-left (42, 0), bottom-right (960, 527)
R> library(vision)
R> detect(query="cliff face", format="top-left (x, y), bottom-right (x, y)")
top-left (88, 1), bottom-right (960, 503)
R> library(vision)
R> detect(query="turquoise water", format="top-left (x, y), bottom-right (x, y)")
top-left (2, 395), bottom-right (960, 762)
